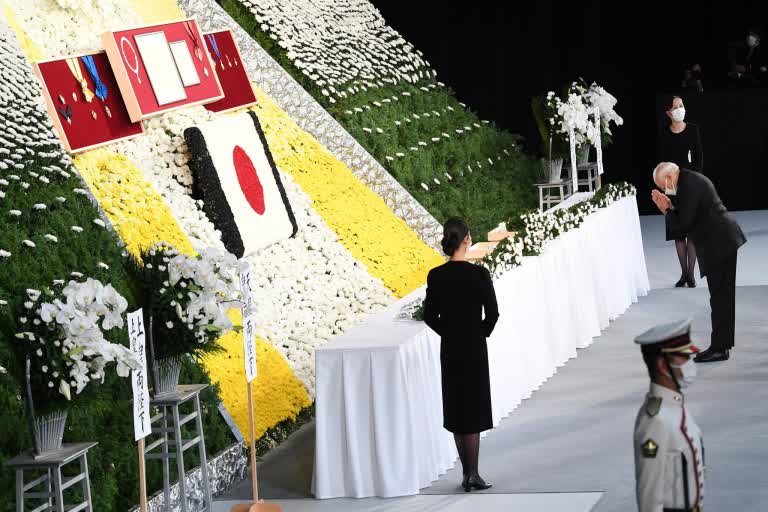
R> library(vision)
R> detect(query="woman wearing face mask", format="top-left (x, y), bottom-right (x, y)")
top-left (657, 96), bottom-right (703, 288)
top-left (424, 217), bottom-right (499, 492)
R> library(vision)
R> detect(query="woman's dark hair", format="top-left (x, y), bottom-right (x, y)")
top-left (441, 217), bottom-right (469, 256)
top-left (665, 95), bottom-right (683, 111)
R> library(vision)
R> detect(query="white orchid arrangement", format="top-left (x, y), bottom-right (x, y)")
top-left (14, 279), bottom-right (139, 407)
top-left (134, 242), bottom-right (247, 360)
top-left (558, 85), bottom-right (597, 147)
top-left (585, 83), bottom-right (624, 143)
top-left (563, 80), bottom-right (623, 146)
top-left (536, 80), bottom-right (623, 157)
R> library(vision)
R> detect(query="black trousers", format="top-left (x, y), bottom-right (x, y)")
top-left (707, 251), bottom-right (738, 351)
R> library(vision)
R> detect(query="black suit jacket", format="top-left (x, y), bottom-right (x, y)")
top-left (665, 169), bottom-right (746, 277)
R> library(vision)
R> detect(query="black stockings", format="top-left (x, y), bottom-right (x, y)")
top-left (453, 433), bottom-right (481, 477)
top-left (675, 238), bottom-right (697, 277)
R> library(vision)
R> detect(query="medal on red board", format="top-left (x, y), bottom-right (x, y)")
top-left (57, 105), bottom-right (72, 124)
top-left (80, 55), bottom-right (111, 119)
top-left (184, 21), bottom-right (204, 61)
top-left (66, 57), bottom-right (95, 103)
top-left (206, 34), bottom-right (223, 70)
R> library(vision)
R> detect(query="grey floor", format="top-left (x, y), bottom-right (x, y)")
top-left (215, 211), bottom-right (768, 512)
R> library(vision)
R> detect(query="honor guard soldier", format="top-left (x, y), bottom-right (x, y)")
top-left (634, 318), bottom-right (705, 512)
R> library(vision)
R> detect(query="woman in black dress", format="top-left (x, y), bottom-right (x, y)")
top-left (657, 95), bottom-right (703, 287)
top-left (424, 218), bottom-right (499, 492)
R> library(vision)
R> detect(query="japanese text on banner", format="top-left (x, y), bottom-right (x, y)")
top-left (239, 266), bottom-right (257, 382)
top-left (128, 309), bottom-right (152, 441)
top-left (239, 263), bottom-right (254, 312)
top-left (242, 310), bottom-right (257, 382)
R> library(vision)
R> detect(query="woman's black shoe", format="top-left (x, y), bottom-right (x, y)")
top-left (686, 274), bottom-right (697, 288)
top-left (675, 274), bottom-right (687, 287)
top-left (465, 475), bottom-right (492, 492)
top-left (461, 475), bottom-right (469, 491)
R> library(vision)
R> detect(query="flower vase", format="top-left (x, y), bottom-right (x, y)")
top-left (152, 355), bottom-right (182, 397)
top-left (32, 409), bottom-right (68, 456)
top-left (541, 158), bottom-right (564, 183)
top-left (576, 144), bottom-right (591, 165)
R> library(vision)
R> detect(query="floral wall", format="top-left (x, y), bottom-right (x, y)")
top-left (1, 2), bottom-right (444, 509)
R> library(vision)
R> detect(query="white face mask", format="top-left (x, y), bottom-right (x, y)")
top-left (747, 35), bottom-right (759, 48)
top-left (670, 107), bottom-right (686, 123)
top-left (670, 358), bottom-right (697, 388)
top-left (664, 176), bottom-right (677, 196)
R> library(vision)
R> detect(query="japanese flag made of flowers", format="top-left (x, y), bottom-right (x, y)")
top-left (185, 112), bottom-right (298, 257)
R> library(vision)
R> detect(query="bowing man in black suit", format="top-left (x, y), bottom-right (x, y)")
top-left (651, 162), bottom-right (747, 363)
top-left (424, 217), bottom-right (499, 492)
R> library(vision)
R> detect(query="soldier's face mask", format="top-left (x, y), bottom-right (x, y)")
top-left (669, 358), bottom-right (697, 388)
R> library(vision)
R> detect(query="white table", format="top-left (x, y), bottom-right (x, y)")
top-left (312, 196), bottom-right (650, 499)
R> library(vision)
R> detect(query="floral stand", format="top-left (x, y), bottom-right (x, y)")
top-left (6, 442), bottom-right (97, 512)
top-left (535, 179), bottom-right (574, 211)
top-left (574, 162), bottom-right (600, 192)
top-left (144, 384), bottom-right (212, 512)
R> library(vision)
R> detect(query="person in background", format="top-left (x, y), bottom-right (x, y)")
top-left (681, 63), bottom-right (704, 92)
top-left (657, 96), bottom-right (703, 288)
top-left (634, 318), bottom-right (705, 512)
top-left (424, 217), bottom-right (499, 492)
top-left (651, 162), bottom-right (746, 363)
top-left (728, 26), bottom-right (767, 86)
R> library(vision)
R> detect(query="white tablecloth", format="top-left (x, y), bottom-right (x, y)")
top-left (312, 196), bottom-right (650, 499)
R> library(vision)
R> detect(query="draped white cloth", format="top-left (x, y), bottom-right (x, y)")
top-left (312, 196), bottom-right (650, 499)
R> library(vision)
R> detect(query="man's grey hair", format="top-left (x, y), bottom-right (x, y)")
top-left (653, 162), bottom-right (679, 183)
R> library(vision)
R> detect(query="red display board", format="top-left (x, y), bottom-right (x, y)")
top-left (34, 51), bottom-right (143, 153)
top-left (102, 19), bottom-right (224, 122)
top-left (203, 29), bottom-right (257, 114)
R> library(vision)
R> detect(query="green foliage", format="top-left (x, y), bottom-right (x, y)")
top-left (531, 95), bottom-right (569, 161)
top-left (221, 0), bottom-right (540, 236)
top-left (0, 352), bottom-right (236, 512)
